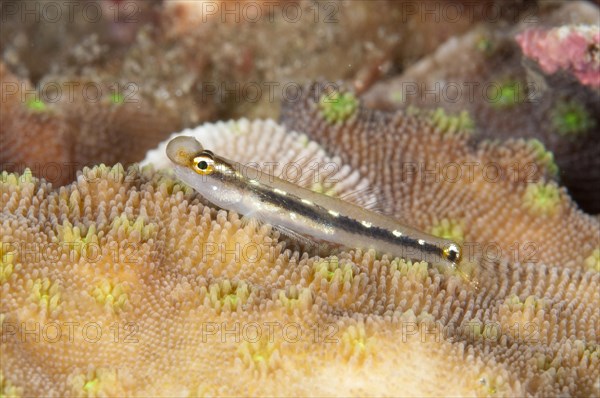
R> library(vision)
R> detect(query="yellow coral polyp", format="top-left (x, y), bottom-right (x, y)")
top-left (0, 244), bottom-right (15, 284)
top-left (429, 218), bottom-right (465, 244)
top-left (527, 139), bottom-right (559, 177)
top-left (584, 248), bottom-right (600, 272)
top-left (91, 279), bottom-right (130, 313)
top-left (237, 338), bottom-right (280, 375)
top-left (466, 319), bottom-right (484, 339)
top-left (0, 168), bottom-right (35, 187)
top-left (505, 294), bottom-right (546, 312)
top-left (0, 262), bottom-right (13, 285)
top-left (149, 172), bottom-right (194, 196)
top-left (55, 220), bottom-right (99, 259)
top-left (502, 294), bottom-right (548, 326)
top-left (277, 287), bottom-right (312, 311)
top-left (28, 278), bottom-right (61, 314)
top-left (68, 368), bottom-right (124, 398)
top-left (429, 108), bottom-right (475, 135)
top-left (522, 181), bottom-right (562, 216)
top-left (523, 295), bottom-right (546, 311)
top-left (314, 256), bottom-right (354, 283)
top-left (204, 279), bottom-right (250, 311)
top-left (318, 91), bottom-right (358, 124)
top-left (390, 258), bottom-right (429, 281)
top-left (340, 324), bottom-right (374, 362)
top-left (110, 213), bottom-right (157, 242)
top-left (0, 371), bottom-right (22, 398)
top-left (83, 163), bottom-right (127, 184)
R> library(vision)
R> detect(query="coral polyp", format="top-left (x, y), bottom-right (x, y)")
top-left (318, 91), bottom-right (358, 124)
top-left (429, 108), bottom-right (475, 135)
top-left (551, 100), bottom-right (596, 136)
top-left (25, 97), bottom-right (47, 113)
top-left (429, 218), bottom-right (465, 244)
top-left (490, 80), bottom-right (526, 109)
top-left (522, 181), bottom-right (562, 216)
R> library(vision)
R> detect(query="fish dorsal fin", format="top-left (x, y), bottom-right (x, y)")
top-left (338, 187), bottom-right (390, 215)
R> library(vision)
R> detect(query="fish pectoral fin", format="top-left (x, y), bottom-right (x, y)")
top-left (240, 213), bottom-right (264, 231)
top-left (272, 224), bottom-right (319, 249)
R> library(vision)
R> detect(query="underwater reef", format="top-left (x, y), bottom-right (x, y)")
top-left (0, 0), bottom-right (534, 185)
top-left (1, 0), bottom-right (599, 397)
top-left (2, 119), bottom-right (599, 396)
top-left (362, 1), bottom-right (600, 213)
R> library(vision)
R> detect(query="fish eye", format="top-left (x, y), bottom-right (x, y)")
top-left (443, 243), bottom-right (461, 263)
top-left (192, 155), bottom-right (214, 175)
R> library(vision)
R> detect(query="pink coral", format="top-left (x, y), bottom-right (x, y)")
top-left (516, 25), bottom-right (600, 88)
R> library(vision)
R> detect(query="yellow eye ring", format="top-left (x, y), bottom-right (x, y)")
top-left (192, 156), bottom-right (214, 175)
top-left (443, 243), bottom-right (461, 264)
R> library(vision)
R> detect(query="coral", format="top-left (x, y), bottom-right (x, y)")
top-left (0, 63), bottom-right (71, 183)
top-left (0, 371), bottom-right (23, 398)
top-left (0, 0), bottom-right (494, 109)
top-left (585, 248), bottom-right (600, 272)
top-left (428, 108), bottom-right (475, 135)
top-left (550, 99), bottom-right (596, 137)
top-left (405, 106), bottom-right (475, 136)
top-left (489, 80), bottom-right (526, 109)
top-left (361, 1), bottom-right (600, 213)
top-left (24, 97), bottom-right (47, 112)
top-left (527, 139), bottom-right (559, 177)
top-left (2, 118), bottom-right (599, 396)
top-left (0, 242), bottom-right (15, 284)
top-left (318, 91), bottom-right (359, 124)
top-left (0, 63), bottom-right (182, 186)
top-left (1, 0), bottom-right (518, 187)
top-left (91, 279), bottom-right (130, 314)
top-left (27, 278), bottom-right (62, 316)
top-left (429, 218), bottom-right (465, 244)
top-left (516, 25), bottom-right (600, 88)
top-left (522, 181), bottom-right (562, 216)
top-left (67, 366), bottom-right (131, 398)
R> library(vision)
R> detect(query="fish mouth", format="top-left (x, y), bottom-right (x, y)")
top-left (166, 136), bottom-right (204, 167)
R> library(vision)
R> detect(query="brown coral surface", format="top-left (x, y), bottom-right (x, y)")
top-left (1, 118), bottom-right (599, 397)
top-left (1, 0), bottom-right (533, 187)
top-left (0, 62), bottom-right (182, 186)
top-left (361, 1), bottom-right (600, 213)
